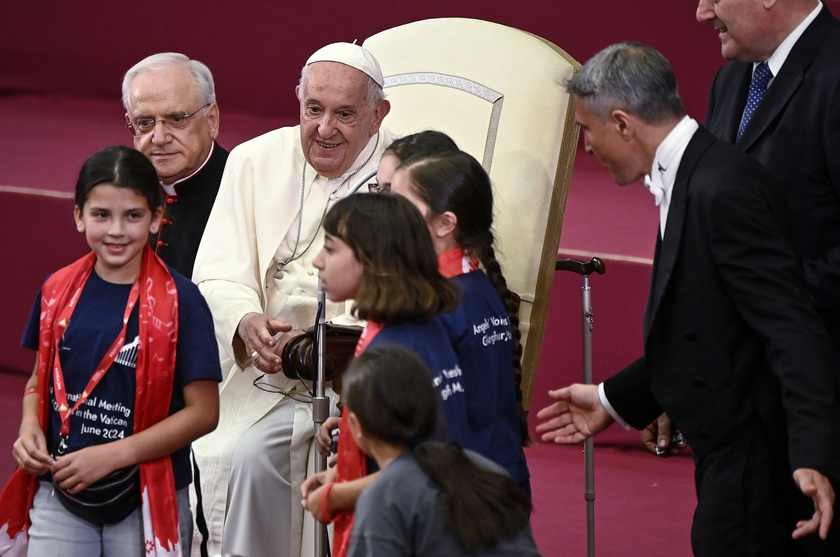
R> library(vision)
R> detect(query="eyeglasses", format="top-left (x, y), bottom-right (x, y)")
top-left (367, 181), bottom-right (391, 193)
top-left (252, 374), bottom-right (314, 403)
top-left (125, 103), bottom-right (210, 137)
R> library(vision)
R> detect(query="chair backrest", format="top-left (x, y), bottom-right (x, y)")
top-left (364, 18), bottom-right (579, 410)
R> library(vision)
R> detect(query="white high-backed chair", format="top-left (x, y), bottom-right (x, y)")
top-left (364, 19), bottom-right (580, 410)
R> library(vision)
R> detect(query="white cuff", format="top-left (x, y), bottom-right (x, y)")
top-left (598, 382), bottom-right (633, 431)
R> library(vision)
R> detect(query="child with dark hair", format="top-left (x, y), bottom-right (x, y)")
top-left (314, 129), bottom-right (461, 456)
top-left (370, 130), bottom-right (459, 193)
top-left (391, 149), bottom-right (531, 495)
top-left (0, 145), bottom-right (221, 557)
top-left (301, 193), bottom-right (468, 557)
top-left (343, 343), bottom-right (540, 557)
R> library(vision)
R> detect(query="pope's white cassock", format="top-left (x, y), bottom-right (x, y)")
top-left (191, 124), bottom-right (393, 557)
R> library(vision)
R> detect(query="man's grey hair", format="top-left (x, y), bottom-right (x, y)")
top-left (566, 42), bottom-right (684, 124)
top-left (122, 52), bottom-right (216, 111)
top-left (297, 63), bottom-right (386, 108)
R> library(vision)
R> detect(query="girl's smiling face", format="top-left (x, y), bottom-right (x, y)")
top-left (74, 183), bottom-right (162, 284)
top-left (313, 232), bottom-right (364, 302)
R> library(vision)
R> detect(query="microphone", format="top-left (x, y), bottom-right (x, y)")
top-left (316, 278), bottom-right (326, 389)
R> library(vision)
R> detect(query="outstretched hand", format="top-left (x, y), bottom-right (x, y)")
top-left (534, 383), bottom-right (613, 444)
top-left (792, 468), bottom-right (835, 540)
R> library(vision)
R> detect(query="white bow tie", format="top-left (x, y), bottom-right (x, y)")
top-left (644, 173), bottom-right (665, 206)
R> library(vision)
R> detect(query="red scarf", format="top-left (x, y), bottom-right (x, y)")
top-left (437, 247), bottom-right (479, 279)
top-left (330, 321), bottom-right (383, 557)
top-left (0, 246), bottom-right (180, 556)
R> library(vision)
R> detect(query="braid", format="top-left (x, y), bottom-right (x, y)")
top-left (478, 240), bottom-right (530, 445)
top-left (398, 149), bottom-right (532, 445)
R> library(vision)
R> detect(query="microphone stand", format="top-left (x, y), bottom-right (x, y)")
top-left (313, 166), bottom-right (375, 557)
top-left (313, 280), bottom-right (329, 557)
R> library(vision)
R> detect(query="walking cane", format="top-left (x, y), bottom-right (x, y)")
top-left (556, 256), bottom-right (606, 557)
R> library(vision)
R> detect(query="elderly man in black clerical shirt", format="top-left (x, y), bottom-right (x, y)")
top-left (122, 52), bottom-right (228, 279)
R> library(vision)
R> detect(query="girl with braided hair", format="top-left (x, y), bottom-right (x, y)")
top-left (391, 148), bottom-right (531, 495)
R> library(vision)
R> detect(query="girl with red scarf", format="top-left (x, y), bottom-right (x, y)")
top-left (0, 146), bottom-right (221, 557)
top-left (301, 194), bottom-right (467, 557)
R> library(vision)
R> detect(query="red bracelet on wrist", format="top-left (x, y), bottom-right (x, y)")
top-left (320, 482), bottom-right (336, 522)
top-left (23, 387), bottom-right (38, 399)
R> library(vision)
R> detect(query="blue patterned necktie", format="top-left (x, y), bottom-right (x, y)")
top-left (737, 61), bottom-right (772, 140)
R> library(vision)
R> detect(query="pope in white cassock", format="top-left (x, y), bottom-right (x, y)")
top-left (191, 42), bottom-right (393, 557)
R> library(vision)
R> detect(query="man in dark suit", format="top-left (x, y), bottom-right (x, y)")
top-left (697, 6), bottom-right (840, 551)
top-left (123, 52), bottom-right (229, 279)
top-left (535, 41), bottom-right (840, 556)
top-left (700, 0), bottom-right (840, 360)
top-left (644, 0), bottom-right (840, 485)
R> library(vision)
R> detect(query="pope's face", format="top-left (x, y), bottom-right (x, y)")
top-left (297, 62), bottom-right (389, 178)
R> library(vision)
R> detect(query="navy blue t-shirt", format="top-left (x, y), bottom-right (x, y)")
top-left (437, 271), bottom-right (530, 489)
top-left (22, 267), bottom-right (221, 488)
top-left (369, 320), bottom-right (470, 446)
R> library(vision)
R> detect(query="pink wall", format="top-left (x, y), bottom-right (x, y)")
top-left (3, 1), bottom-right (745, 122)
top-left (4, 0), bottom-right (836, 388)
